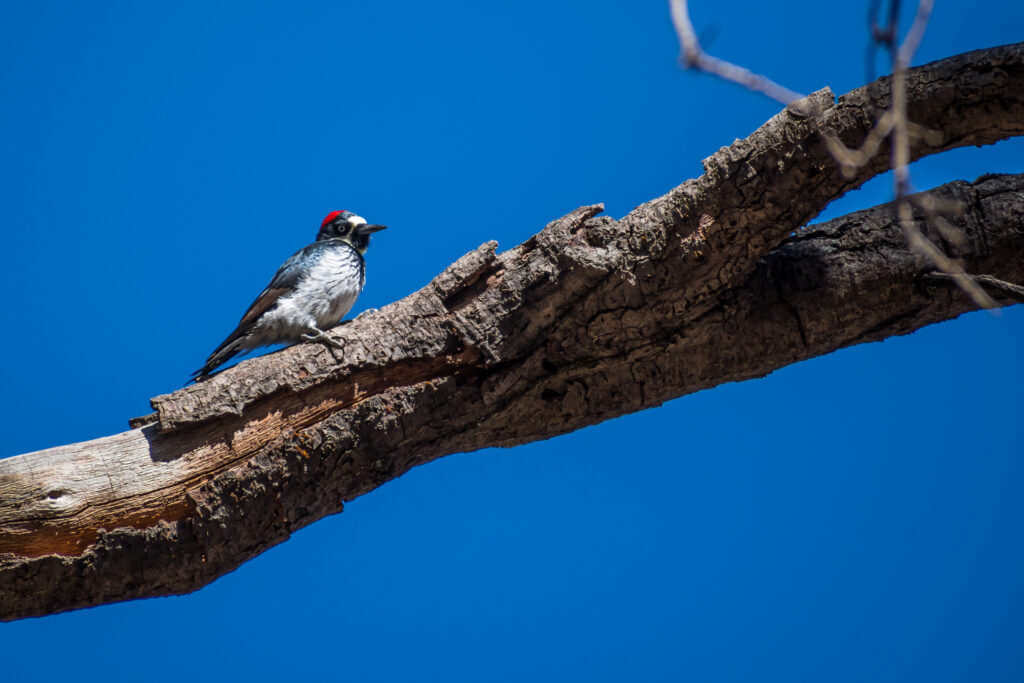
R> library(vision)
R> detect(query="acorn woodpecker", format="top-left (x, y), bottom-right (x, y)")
top-left (191, 210), bottom-right (386, 380)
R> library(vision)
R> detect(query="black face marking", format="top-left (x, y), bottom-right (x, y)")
top-left (315, 214), bottom-right (379, 253)
top-left (351, 232), bottom-right (370, 251)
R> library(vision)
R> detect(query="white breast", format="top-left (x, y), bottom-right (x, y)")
top-left (297, 246), bottom-right (364, 325)
top-left (263, 246), bottom-right (364, 338)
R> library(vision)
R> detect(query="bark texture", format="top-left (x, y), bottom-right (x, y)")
top-left (2, 43), bottom-right (1024, 621)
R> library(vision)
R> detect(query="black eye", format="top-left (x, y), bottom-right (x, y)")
top-left (337, 223), bottom-right (350, 236)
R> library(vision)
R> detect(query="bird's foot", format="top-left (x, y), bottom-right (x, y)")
top-left (302, 327), bottom-right (346, 350)
top-left (355, 308), bottom-right (378, 320)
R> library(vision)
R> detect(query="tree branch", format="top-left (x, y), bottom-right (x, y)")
top-left (3, 43), bottom-right (1023, 621)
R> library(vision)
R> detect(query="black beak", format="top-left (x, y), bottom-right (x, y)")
top-left (355, 224), bottom-right (387, 236)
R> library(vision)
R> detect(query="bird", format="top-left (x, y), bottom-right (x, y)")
top-left (191, 210), bottom-right (386, 380)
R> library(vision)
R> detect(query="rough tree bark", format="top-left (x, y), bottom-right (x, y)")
top-left (2, 43), bottom-right (1023, 621)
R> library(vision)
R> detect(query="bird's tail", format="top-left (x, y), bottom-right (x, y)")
top-left (189, 334), bottom-right (248, 382)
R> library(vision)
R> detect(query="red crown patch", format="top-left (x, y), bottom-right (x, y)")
top-left (320, 210), bottom-right (348, 229)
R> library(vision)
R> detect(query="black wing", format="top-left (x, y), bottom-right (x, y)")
top-left (235, 243), bottom-right (322, 327)
top-left (190, 243), bottom-right (324, 380)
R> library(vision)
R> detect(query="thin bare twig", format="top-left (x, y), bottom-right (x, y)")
top-left (898, 0), bottom-right (935, 68)
top-left (913, 192), bottom-right (968, 216)
top-left (667, 0), bottom-right (1000, 309)
top-left (885, 0), bottom-right (994, 307)
top-left (897, 200), bottom-right (995, 308)
top-left (822, 109), bottom-right (897, 178)
top-left (668, 0), bottom-right (806, 105)
top-left (866, 0), bottom-right (892, 80)
top-left (890, 0), bottom-right (936, 197)
top-left (910, 194), bottom-right (968, 248)
top-left (924, 272), bottom-right (1024, 302)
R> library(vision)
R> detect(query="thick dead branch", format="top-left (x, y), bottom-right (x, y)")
top-left (2, 43), bottom-right (1023, 621)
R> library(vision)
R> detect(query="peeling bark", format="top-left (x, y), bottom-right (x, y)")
top-left (2, 43), bottom-right (1023, 621)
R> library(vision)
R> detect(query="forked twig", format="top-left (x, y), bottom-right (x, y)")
top-left (668, 0), bottom-right (1000, 309)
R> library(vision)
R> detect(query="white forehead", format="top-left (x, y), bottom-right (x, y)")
top-left (347, 214), bottom-right (367, 226)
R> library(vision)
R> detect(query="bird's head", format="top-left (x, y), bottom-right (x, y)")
top-left (316, 210), bottom-right (387, 254)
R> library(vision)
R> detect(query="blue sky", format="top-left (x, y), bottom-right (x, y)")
top-left (2, 1), bottom-right (1022, 681)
